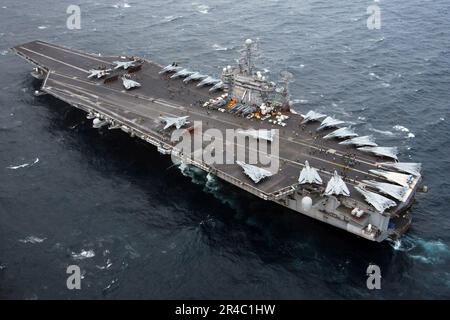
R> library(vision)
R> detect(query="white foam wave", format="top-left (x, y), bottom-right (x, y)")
top-left (96, 258), bottom-right (113, 270)
top-left (389, 236), bottom-right (417, 252)
top-left (162, 15), bottom-right (182, 22)
top-left (19, 236), bottom-right (46, 244)
top-left (393, 125), bottom-right (415, 138)
top-left (369, 72), bottom-right (382, 80)
top-left (179, 163), bottom-right (205, 185)
top-left (0, 50), bottom-right (8, 56)
top-left (369, 37), bottom-right (384, 43)
top-left (72, 249), bottom-right (95, 260)
top-left (179, 164), bottom-right (237, 208)
top-left (37, 25), bottom-right (48, 30)
top-left (113, 1), bottom-right (131, 9)
top-left (370, 128), bottom-right (394, 136)
top-left (193, 3), bottom-right (210, 14)
top-left (416, 239), bottom-right (448, 254)
top-left (409, 254), bottom-right (434, 264)
top-left (393, 125), bottom-right (410, 132)
top-left (7, 158), bottom-right (39, 170)
top-left (212, 44), bottom-right (228, 51)
top-left (392, 236), bottom-right (449, 265)
top-left (104, 278), bottom-right (119, 290)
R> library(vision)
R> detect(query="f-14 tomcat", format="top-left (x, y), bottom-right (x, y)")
top-left (11, 38), bottom-right (424, 242)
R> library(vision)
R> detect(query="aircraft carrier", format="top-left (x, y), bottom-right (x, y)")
top-left (11, 39), bottom-right (423, 242)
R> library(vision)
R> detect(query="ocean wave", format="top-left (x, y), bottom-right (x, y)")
top-left (416, 238), bottom-right (448, 254)
top-left (425, 117), bottom-right (445, 126)
top-left (204, 173), bottom-right (219, 192)
top-left (19, 236), bottom-right (46, 244)
top-left (7, 158), bottom-right (39, 170)
top-left (206, 174), bottom-right (238, 209)
top-left (113, 1), bottom-right (131, 9)
top-left (388, 236), bottom-right (417, 252)
top-left (71, 249), bottom-right (95, 260)
top-left (162, 15), bottom-right (182, 23)
top-left (179, 164), bottom-right (237, 209)
top-left (393, 125), bottom-right (415, 138)
top-left (368, 37), bottom-right (384, 43)
top-left (0, 50), bottom-right (8, 56)
top-left (369, 128), bottom-right (395, 136)
top-left (212, 44), bottom-right (228, 51)
top-left (369, 72), bottom-right (382, 80)
top-left (292, 99), bottom-right (309, 104)
top-left (393, 125), bottom-right (410, 132)
top-left (193, 3), bottom-right (210, 14)
top-left (179, 163), bottom-right (205, 185)
top-left (37, 25), bottom-right (48, 30)
top-left (103, 278), bottom-right (119, 293)
top-left (391, 236), bottom-right (450, 265)
top-left (96, 258), bottom-right (113, 270)
top-left (409, 255), bottom-right (434, 264)
top-left (124, 244), bottom-right (140, 259)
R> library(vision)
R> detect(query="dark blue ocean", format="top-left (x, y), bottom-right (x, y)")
top-left (1, 0), bottom-right (449, 299)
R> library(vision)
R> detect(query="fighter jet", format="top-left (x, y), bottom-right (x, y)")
top-left (159, 116), bottom-right (190, 130)
top-left (325, 171), bottom-right (350, 196)
top-left (298, 160), bottom-right (322, 185)
top-left (87, 69), bottom-right (111, 79)
top-left (113, 60), bottom-right (135, 70)
top-left (159, 63), bottom-right (181, 74)
top-left (121, 76), bottom-right (141, 90)
top-left (236, 161), bottom-right (273, 183)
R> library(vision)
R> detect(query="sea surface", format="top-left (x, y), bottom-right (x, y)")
top-left (0, 0), bottom-right (449, 299)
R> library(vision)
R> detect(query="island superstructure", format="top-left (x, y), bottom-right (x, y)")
top-left (11, 39), bottom-right (422, 242)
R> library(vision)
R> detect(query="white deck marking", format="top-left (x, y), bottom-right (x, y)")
top-left (36, 41), bottom-right (112, 65)
top-left (18, 46), bottom-right (89, 73)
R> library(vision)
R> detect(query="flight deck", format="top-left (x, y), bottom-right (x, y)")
top-left (12, 40), bottom-right (422, 242)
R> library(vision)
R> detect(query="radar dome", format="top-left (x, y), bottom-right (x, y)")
top-left (301, 196), bottom-right (313, 211)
